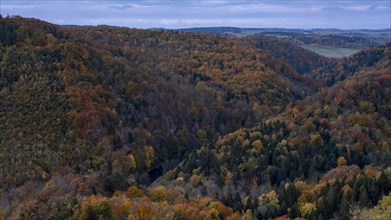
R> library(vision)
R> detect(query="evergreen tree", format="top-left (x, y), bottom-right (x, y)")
top-left (377, 171), bottom-right (390, 195)
top-left (359, 185), bottom-right (373, 208)
top-left (339, 193), bottom-right (351, 220)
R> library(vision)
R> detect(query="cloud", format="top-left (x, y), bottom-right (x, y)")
top-left (339, 5), bottom-right (372, 11)
top-left (370, 5), bottom-right (391, 10)
top-left (227, 3), bottom-right (322, 13)
top-left (1, 0), bottom-right (389, 29)
top-left (1, 4), bottom-right (37, 10)
top-left (109, 3), bottom-right (139, 10)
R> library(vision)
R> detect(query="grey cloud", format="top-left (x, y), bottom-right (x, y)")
top-left (109, 3), bottom-right (138, 10)
top-left (1, 0), bottom-right (389, 29)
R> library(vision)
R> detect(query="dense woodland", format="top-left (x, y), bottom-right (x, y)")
top-left (253, 32), bottom-right (388, 49)
top-left (178, 28), bottom-right (390, 49)
top-left (0, 16), bottom-right (390, 219)
top-left (245, 36), bottom-right (332, 74)
top-left (287, 34), bottom-right (379, 49)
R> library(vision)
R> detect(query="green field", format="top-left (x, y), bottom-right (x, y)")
top-left (300, 44), bottom-right (361, 58)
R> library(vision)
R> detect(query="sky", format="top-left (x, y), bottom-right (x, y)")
top-left (1, 0), bottom-right (390, 29)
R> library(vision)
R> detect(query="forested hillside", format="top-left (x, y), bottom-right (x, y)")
top-left (0, 16), bottom-right (390, 220)
top-left (312, 45), bottom-right (391, 86)
top-left (166, 43), bottom-right (390, 219)
top-left (246, 36), bottom-right (332, 74)
top-left (0, 16), bottom-right (310, 188)
top-left (290, 34), bottom-right (380, 49)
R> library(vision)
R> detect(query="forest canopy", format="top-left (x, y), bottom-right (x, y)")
top-left (0, 16), bottom-right (390, 220)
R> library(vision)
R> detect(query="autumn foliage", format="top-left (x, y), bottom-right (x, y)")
top-left (0, 16), bottom-right (390, 220)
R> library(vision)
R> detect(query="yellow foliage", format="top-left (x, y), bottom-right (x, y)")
top-left (310, 133), bottom-right (323, 146)
top-left (274, 216), bottom-right (290, 220)
top-left (226, 213), bottom-right (241, 220)
top-left (150, 186), bottom-right (168, 202)
top-left (225, 171), bottom-right (233, 185)
top-left (112, 159), bottom-right (123, 174)
top-left (78, 195), bottom-right (113, 220)
top-left (215, 139), bottom-right (224, 148)
top-left (337, 156), bottom-right (347, 167)
top-left (259, 190), bottom-right (280, 207)
top-left (313, 182), bottom-right (327, 194)
top-left (135, 202), bottom-right (153, 220)
top-left (363, 167), bottom-right (380, 178)
top-left (295, 181), bottom-right (310, 192)
top-left (251, 140), bottom-right (263, 151)
top-left (359, 101), bottom-right (376, 113)
top-left (241, 209), bottom-right (252, 220)
top-left (342, 184), bottom-right (352, 195)
top-left (128, 154), bottom-right (137, 173)
top-left (126, 186), bottom-right (144, 199)
top-left (249, 131), bottom-right (262, 141)
top-left (144, 145), bottom-right (155, 170)
top-left (351, 193), bottom-right (391, 220)
top-left (209, 208), bottom-right (221, 219)
top-left (189, 174), bottom-right (202, 186)
top-left (266, 190), bottom-right (279, 203)
top-left (298, 191), bottom-right (315, 206)
top-left (110, 197), bottom-right (132, 219)
top-left (242, 139), bottom-right (250, 148)
top-left (299, 203), bottom-right (316, 218)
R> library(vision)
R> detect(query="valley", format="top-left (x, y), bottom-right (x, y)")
top-left (0, 16), bottom-right (390, 220)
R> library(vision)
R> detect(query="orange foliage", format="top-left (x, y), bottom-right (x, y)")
top-left (364, 167), bottom-right (381, 179)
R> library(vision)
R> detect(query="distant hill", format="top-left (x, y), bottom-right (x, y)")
top-left (177, 26), bottom-right (241, 34)
top-left (246, 35), bottom-right (333, 74)
top-left (175, 26), bottom-right (390, 50)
